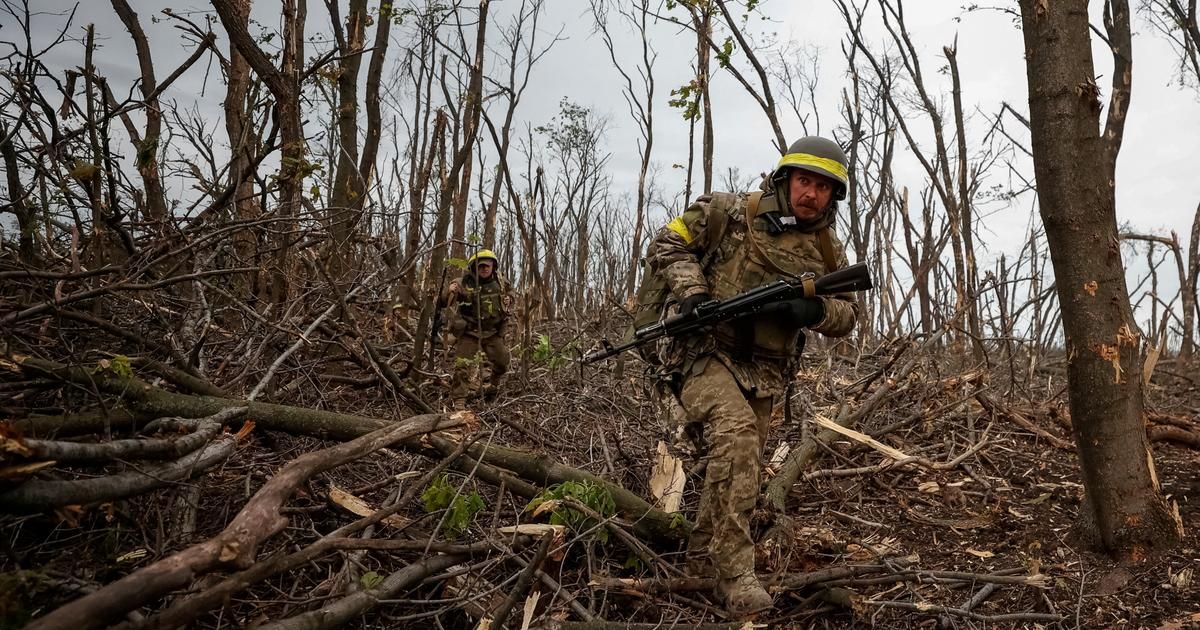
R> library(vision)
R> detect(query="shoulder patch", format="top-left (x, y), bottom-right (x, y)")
top-left (666, 216), bottom-right (693, 244)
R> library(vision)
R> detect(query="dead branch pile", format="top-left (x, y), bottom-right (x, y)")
top-left (2, 252), bottom-right (1199, 629)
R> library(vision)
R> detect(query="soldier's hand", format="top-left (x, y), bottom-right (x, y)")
top-left (678, 293), bottom-right (711, 318)
top-left (769, 297), bottom-right (824, 328)
top-left (447, 281), bottom-right (462, 296)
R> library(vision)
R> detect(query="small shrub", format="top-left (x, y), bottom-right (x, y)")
top-left (526, 479), bottom-right (616, 543)
top-left (421, 474), bottom-right (485, 538)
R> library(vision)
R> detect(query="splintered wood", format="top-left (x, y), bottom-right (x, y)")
top-left (648, 440), bottom-right (685, 514)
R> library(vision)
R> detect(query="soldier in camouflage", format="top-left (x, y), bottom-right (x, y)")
top-left (644, 136), bottom-right (860, 617)
top-left (441, 249), bottom-right (513, 410)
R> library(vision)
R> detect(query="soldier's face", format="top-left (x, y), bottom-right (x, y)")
top-left (788, 169), bottom-right (835, 221)
top-left (475, 261), bottom-right (495, 279)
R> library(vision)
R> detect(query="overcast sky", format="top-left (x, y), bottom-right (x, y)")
top-left (6, 0), bottom-right (1200, 285)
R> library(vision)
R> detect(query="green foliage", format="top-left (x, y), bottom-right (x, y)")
top-left (94, 355), bottom-right (133, 379)
top-left (421, 475), bottom-right (485, 538)
top-left (360, 571), bottom-right (384, 590)
top-left (535, 97), bottom-right (602, 155)
top-left (446, 257), bottom-right (469, 269)
top-left (531, 334), bottom-right (573, 370)
top-left (526, 480), bottom-right (616, 543)
top-left (668, 80), bottom-right (702, 121)
top-left (715, 36), bottom-right (736, 70)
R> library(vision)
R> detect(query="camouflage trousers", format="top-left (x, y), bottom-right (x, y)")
top-left (449, 333), bottom-right (510, 400)
top-left (679, 356), bottom-right (773, 580)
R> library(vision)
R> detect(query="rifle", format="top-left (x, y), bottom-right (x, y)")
top-left (582, 262), bottom-right (874, 364)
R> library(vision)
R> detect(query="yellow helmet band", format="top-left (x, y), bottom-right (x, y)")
top-left (776, 152), bottom-right (848, 184)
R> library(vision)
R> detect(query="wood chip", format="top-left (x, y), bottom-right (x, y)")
top-left (648, 440), bottom-right (685, 513)
top-left (810, 414), bottom-right (909, 461)
top-left (327, 484), bottom-right (408, 528)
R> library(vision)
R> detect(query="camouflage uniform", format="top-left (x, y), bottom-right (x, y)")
top-left (443, 253), bottom-right (512, 403)
top-left (645, 187), bottom-right (859, 581)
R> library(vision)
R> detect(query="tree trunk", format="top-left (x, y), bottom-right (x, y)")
top-left (0, 123), bottom-right (35, 263)
top-left (1018, 0), bottom-right (1181, 557)
top-left (327, 0), bottom-right (368, 285)
top-left (1183, 202), bottom-right (1199, 362)
top-left (945, 43), bottom-right (985, 363)
top-left (212, 0), bottom-right (308, 303)
top-left (696, 8), bottom-right (713, 194)
top-left (220, 0), bottom-right (261, 301)
top-left (357, 0), bottom-right (391, 205)
top-left (401, 57), bottom-right (438, 304)
top-left (110, 0), bottom-right (169, 228)
top-left (412, 110), bottom-right (451, 365)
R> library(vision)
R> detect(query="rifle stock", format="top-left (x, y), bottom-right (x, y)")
top-left (583, 262), bottom-right (873, 364)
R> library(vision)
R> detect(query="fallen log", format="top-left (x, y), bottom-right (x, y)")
top-left (1148, 425), bottom-right (1200, 449)
top-left (591, 564), bottom-right (886, 596)
top-left (975, 393), bottom-right (1072, 449)
top-left (12, 408), bottom-right (145, 438)
top-left (13, 407), bottom-right (244, 463)
top-left (0, 435), bottom-right (237, 512)
top-left (547, 623), bottom-right (749, 630)
top-left (448, 438), bottom-right (693, 543)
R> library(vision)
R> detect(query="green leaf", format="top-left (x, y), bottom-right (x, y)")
top-left (525, 480), bottom-right (616, 544)
top-left (716, 36), bottom-right (735, 70)
top-left (360, 571), bottom-right (384, 589)
top-left (421, 474), bottom-right (486, 538)
top-left (447, 257), bottom-right (469, 269)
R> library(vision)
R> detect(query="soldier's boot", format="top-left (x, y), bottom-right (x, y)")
top-left (716, 573), bottom-right (772, 618)
top-left (482, 373), bottom-right (504, 402)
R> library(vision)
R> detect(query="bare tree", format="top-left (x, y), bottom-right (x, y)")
top-left (1138, 0), bottom-right (1200, 362)
top-left (212, 0), bottom-right (309, 303)
top-left (591, 0), bottom-right (657, 300)
top-left (1140, 0), bottom-right (1200, 86)
top-left (412, 0), bottom-right (491, 364)
top-left (838, 0), bottom-right (986, 362)
top-left (109, 0), bottom-right (169, 228)
top-left (481, 0), bottom-right (557, 248)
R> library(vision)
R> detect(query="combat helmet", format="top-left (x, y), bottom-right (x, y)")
top-left (772, 136), bottom-right (850, 201)
top-left (467, 249), bottom-right (499, 272)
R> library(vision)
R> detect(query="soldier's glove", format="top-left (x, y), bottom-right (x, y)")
top-left (678, 293), bottom-right (712, 318)
top-left (765, 297), bottom-right (825, 328)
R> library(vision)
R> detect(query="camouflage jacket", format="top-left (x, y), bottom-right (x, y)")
top-left (645, 189), bottom-right (859, 393)
top-left (443, 274), bottom-right (510, 338)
